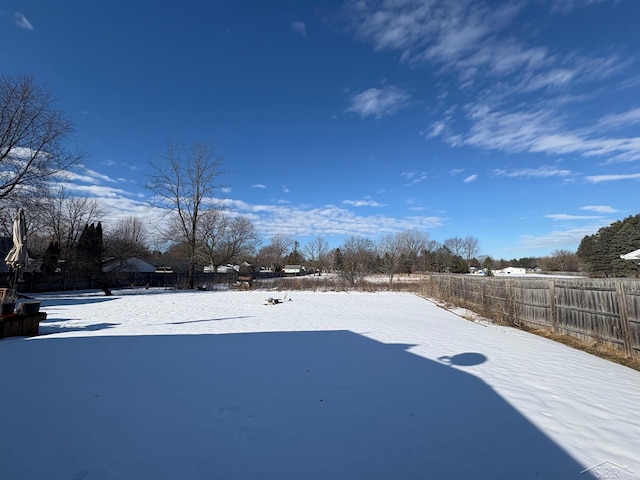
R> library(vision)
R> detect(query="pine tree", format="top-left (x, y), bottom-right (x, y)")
top-left (76, 222), bottom-right (104, 274)
top-left (577, 214), bottom-right (640, 276)
top-left (284, 241), bottom-right (304, 265)
top-left (333, 248), bottom-right (343, 271)
top-left (94, 222), bottom-right (103, 272)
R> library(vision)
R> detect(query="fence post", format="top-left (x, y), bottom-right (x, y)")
top-left (548, 280), bottom-right (557, 333)
top-left (615, 281), bottom-right (634, 357)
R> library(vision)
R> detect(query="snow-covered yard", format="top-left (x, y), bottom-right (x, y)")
top-left (1, 289), bottom-right (639, 479)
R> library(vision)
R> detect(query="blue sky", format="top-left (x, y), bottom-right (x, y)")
top-left (2, 0), bottom-right (639, 259)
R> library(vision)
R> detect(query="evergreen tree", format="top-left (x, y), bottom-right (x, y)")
top-left (450, 255), bottom-right (470, 274)
top-left (333, 248), bottom-right (344, 271)
top-left (42, 241), bottom-right (61, 274)
top-left (434, 245), bottom-right (452, 272)
top-left (95, 222), bottom-right (103, 266)
top-left (577, 214), bottom-right (640, 276)
top-left (284, 241), bottom-right (304, 265)
top-left (76, 223), bottom-right (92, 271)
top-left (76, 222), bottom-right (104, 273)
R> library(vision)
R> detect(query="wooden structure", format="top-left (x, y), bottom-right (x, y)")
top-left (424, 275), bottom-right (640, 357)
top-left (0, 311), bottom-right (46, 338)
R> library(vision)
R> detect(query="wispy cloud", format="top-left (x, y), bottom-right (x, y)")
top-left (14, 12), bottom-right (34, 30)
top-left (60, 183), bottom-right (134, 199)
top-left (291, 21), bottom-right (307, 39)
top-left (546, 214), bottom-right (602, 221)
top-left (581, 205), bottom-right (618, 213)
top-left (224, 200), bottom-right (444, 239)
top-left (597, 107), bottom-right (640, 130)
top-left (585, 173), bottom-right (640, 183)
top-left (345, 86), bottom-right (411, 119)
top-left (401, 171), bottom-right (428, 185)
top-left (425, 119), bottom-right (450, 139)
top-left (343, 198), bottom-right (386, 207)
top-left (344, 0), bottom-right (639, 167)
top-left (345, 0), bottom-right (523, 70)
top-left (463, 174), bottom-right (478, 183)
top-left (453, 104), bottom-right (640, 163)
top-left (344, 0), bottom-right (621, 87)
top-left (519, 224), bottom-right (606, 251)
top-left (55, 167), bottom-right (118, 185)
top-left (252, 184), bottom-right (266, 189)
top-left (549, 0), bottom-right (612, 13)
top-left (493, 166), bottom-right (572, 178)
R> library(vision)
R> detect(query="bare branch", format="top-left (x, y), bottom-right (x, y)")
top-left (146, 141), bottom-right (224, 288)
top-left (0, 74), bottom-right (83, 199)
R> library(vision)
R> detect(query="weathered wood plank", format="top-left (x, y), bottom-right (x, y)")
top-left (422, 274), bottom-right (639, 356)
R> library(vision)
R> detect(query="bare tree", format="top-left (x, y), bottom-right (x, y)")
top-left (378, 233), bottom-right (403, 284)
top-left (340, 236), bottom-right (376, 286)
top-left (256, 234), bottom-right (294, 272)
top-left (198, 211), bottom-right (259, 270)
top-left (542, 249), bottom-right (580, 272)
top-left (146, 141), bottom-right (223, 289)
top-left (443, 236), bottom-right (464, 257)
top-left (398, 229), bottom-right (430, 273)
top-left (0, 74), bottom-right (82, 200)
top-left (303, 236), bottom-right (330, 275)
top-left (29, 186), bottom-right (105, 261)
top-left (104, 216), bottom-right (150, 260)
top-left (461, 235), bottom-right (480, 267)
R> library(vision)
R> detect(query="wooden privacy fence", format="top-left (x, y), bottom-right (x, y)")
top-left (424, 275), bottom-right (640, 357)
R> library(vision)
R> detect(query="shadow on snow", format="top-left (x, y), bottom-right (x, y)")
top-left (0, 330), bottom-right (593, 479)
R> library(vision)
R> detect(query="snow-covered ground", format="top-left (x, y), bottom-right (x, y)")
top-left (1, 289), bottom-right (639, 480)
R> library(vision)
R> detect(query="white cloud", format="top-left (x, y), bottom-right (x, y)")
top-left (291, 21), bottom-right (307, 39)
top-left (493, 166), bottom-right (572, 178)
top-left (252, 184), bottom-right (266, 189)
top-left (401, 171), bottom-right (428, 185)
top-left (344, 0), bottom-right (620, 88)
top-left (223, 199), bottom-right (444, 239)
top-left (463, 174), bottom-right (478, 183)
top-left (597, 107), bottom-right (640, 130)
top-left (342, 198), bottom-right (385, 207)
top-left (545, 214), bottom-right (602, 221)
top-left (345, 86), bottom-right (411, 119)
top-left (14, 12), bottom-right (33, 30)
top-left (518, 224), bottom-right (606, 251)
top-left (450, 103), bottom-right (640, 163)
top-left (48, 169), bottom-right (445, 246)
top-left (521, 68), bottom-right (576, 92)
top-left (54, 167), bottom-right (118, 185)
top-left (462, 105), bottom-right (560, 153)
top-left (346, 0), bottom-right (523, 69)
top-left (580, 205), bottom-right (618, 213)
top-left (344, 0), bottom-right (639, 167)
top-left (550, 0), bottom-right (613, 13)
top-left (425, 119), bottom-right (448, 138)
top-left (60, 183), bottom-right (136, 199)
top-left (585, 173), bottom-right (640, 183)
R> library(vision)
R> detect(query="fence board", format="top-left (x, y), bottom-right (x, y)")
top-left (423, 274), bottom-right (640, 357)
